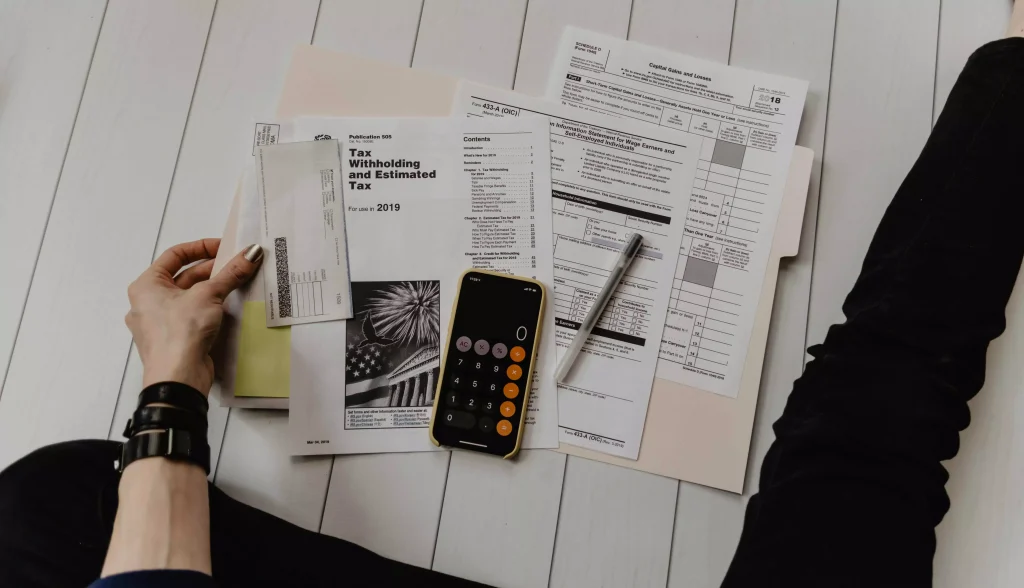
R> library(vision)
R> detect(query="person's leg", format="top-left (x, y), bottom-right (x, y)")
top-left (205, 472), bottom-right (489, 587)
top-left (0, 440), bottom-right (488, 587)
top-left (724, 31), bottom-right (1024, 588)
top-left (0, 440), bottom-right (120, 588)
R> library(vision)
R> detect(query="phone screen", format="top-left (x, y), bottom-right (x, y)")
top-left (431, 271), bottom-right (544, 456)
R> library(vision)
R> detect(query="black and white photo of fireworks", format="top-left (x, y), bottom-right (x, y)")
top-left (344, 281), bottom-right (441, 410)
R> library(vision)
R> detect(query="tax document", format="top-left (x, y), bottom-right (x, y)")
top-left (284, 116), bottom-right (560, 454)
top-left (255, 140), bottom-right (353, 327)
top-left (456, 83), bottom-right (700, 459)
top-left (547, 27), bottom-right (808, 398)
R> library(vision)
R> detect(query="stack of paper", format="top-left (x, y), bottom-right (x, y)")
top-left (211, 26), bottom-right (811, 493)
top-left (547, 29), bottom-right (807, 402)
top-left (286, 116), bottom-right (558, 453)
top-left (454, 83), bottom-right (701, 459)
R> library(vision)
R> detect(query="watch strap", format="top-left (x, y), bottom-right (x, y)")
top-left (138, 382), bottom-right (208, 415)
top-left (120, 429), bottom-right (210, 474)
top-left (128, 405), bottom-right (208, 436)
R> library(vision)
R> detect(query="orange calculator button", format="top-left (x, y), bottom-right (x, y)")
top-left (503, 382), bottom-right (519, 399)
top-left (500, 401), bottom-right (516, 418)
top-left (510, 346), bottom-right (526, 362)
top-left (506, 364), bottom-right (523, 380)
top-left (496, 419), bottom-right (513, 436)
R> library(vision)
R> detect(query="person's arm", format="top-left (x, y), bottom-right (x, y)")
top-left (98, 239), bottom-right (262, 580)
top-left (101, 458), bottom-right (212, 576)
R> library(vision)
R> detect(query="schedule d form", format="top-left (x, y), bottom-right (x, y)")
top-left (548, 27), bottom-right (808, 398)
top-left (456, 82), bottom-right (700, 459)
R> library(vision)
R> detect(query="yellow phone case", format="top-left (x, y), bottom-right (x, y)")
top-left (428, 269), bottom-right (545, 458)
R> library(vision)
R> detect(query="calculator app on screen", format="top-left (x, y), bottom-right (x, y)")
top-left (429, 270), bottom-right (544, 458)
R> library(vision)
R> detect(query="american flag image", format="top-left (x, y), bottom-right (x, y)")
top-left (345, 281), bottom-right (441, 409)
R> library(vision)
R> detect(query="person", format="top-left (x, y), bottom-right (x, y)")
top-left (4, 12), bottom-right (1024, 588)
top-left (0, 239), bottom-right (487, 588)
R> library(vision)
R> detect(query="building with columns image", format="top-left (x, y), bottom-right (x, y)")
top-left (344, 280), bottom-right (442, 416)
top-left (386, 346), bottom-right (440, 407)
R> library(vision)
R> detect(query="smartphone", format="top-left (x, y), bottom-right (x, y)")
top-left (429, 269), bottom-right (545, 458)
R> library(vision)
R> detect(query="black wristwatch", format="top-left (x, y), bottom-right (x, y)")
top-left (137, 381), bottom-right (209, 414)
top-left (119, 382), bottom-right (211, 474)
top-left (120, 428), bottom-right (211, 474)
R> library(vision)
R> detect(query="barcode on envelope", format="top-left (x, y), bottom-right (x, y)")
top-left (274, 237), bottom-right (292, 318)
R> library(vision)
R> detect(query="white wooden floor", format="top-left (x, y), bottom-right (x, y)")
top-left (1, 1), bottom-right (1022, 586)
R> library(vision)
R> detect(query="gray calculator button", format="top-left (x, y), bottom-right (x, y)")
top-left (456, 336), bottom-right (472, 352)
top-left (443, 410), bottom-right (476, 429)
top-left (491, 343), bottom-right (508, 359)
top-left (474, 339), bottom-right (490, 355)
top-left (478, 417), bottom-right (495, 433)
top-left (444, 391), bottom-right (459, 408)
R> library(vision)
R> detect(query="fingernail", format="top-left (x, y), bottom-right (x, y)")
top-left (243, 244), bottom-right (263, 264)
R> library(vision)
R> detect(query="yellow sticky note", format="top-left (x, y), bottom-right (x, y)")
top-left (235, 301), bottom-right (290, 398)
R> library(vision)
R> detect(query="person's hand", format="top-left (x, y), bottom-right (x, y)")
top-left (125, 239), bottom-right (263, 396)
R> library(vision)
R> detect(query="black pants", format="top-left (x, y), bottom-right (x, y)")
top-left (722, 38), bottom-right (1024, 586)
top-left (0, 439), bottom-right (488, 588)
top-left (3, 38), bottom-right (1024, 588)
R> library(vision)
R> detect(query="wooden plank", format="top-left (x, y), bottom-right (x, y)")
top-left (933, 7), bottom-right (1017, 587)
top-left (192, 0), bottom-right (432, 542)
top-left (214, 409), bottom-right (332, 531)
top-left (659, 2), bottom-right (838, 585)
top-left (935, 284), bottom-right (1024, 586)
top-left (312, 0), bottom-right (423, 64)
top-left (806, 0), bottom-right (939, 351)
top-left (433, 450), bottom-right (567, 588)
top-left (213, 0), bottom-right (429, 553)
top-left (419, 4), bottom-right (568, 582)
top-left (667, 483), bottom-right (745, 588)
top-left (539, 3), bottom-right (735, 584)
top-left (513, 0), bottom-right (633, 95)
top-left (321, 452), bottom-right (451, 567)
top-left (730, 0), bottom-right (837, 479)
top-left (0, 0), bottom-right (105, 393)
top-left (538, 5), bottom-right (736, 587)
top-left (549, 459), bottom-right (677, 588)
top-left (936, 284), bottom-right (1024, 588)
top-left (306, 0), bottom-right (452, 569)
top-left (627, 0), bottom-right (735, 62)
top-left (412, 0), bottom-right (528, 88)
top-left (104, 0), bottom-right (320, 476)
top-left (0, 0), bottom-right (214, 469)
top-left (933, 0), bottom-right (1011, 123)
top-left (449, 3), bottom-right (637, 583)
